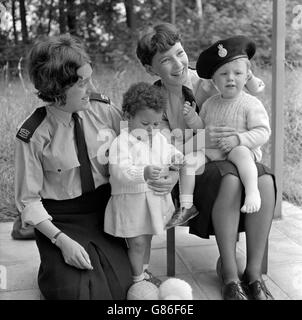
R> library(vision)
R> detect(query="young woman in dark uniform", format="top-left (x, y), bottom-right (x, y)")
top-left (14, 34), bottom-right (132, 299)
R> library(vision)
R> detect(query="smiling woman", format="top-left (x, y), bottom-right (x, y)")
top-left (136, 23), bottom-right (276, 300)
top-left (14, 34), bottom-right (132, 300)
top-left (145, 42), bottom-right (189, 87)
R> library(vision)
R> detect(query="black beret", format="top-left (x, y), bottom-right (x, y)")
top-left (196, 35), bottom-right (256, 79)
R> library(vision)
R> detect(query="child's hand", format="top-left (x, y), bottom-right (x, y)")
top-left (217, 135), bottom-right (240, 153)
top-left (245, 69), bottom-right (265, 93)
top-left (144, 165), bottom-right (162, 181)
top-left (183, 101), bottom-right (196, 117)
top-left (147, 171), bottom-right (179, 195)
top-left (170, 153), bottom-right (184, 171)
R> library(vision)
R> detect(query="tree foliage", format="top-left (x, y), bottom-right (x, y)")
top-left (0, 0), bottom-right (301, 70)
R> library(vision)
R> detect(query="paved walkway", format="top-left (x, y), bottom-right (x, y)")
top-left (0, 201), bottom-right (302, 300)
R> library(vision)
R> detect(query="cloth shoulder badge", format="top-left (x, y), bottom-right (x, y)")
top-left (16, 107), bottom-right (47, 143)
top-left (217, 44), bottom-right (228, 57)
top-left (89, 92), bottom-right (110, 104)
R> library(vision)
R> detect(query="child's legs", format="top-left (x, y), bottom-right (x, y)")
top-left (183, 150), bottom-right (207, 178)
top-left (227, 146), bottom-right (260, 212)
top-left (227, 146), bottom-right (257, 193)
top-left (127, 235), bottom-right (150, 276)
top-left (143, 235), bottom-right (153, 267)
top-left (180, 151), bottom-right (207, 206)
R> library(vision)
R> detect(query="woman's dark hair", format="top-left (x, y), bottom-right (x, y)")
top-left (136, 23), bottom-right (182, 66)
top-left (122, 82), bottom-right (167, 117)
top-left (27, 34), bottom-right (91, 105)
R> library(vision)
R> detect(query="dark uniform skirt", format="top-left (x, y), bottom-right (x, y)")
top-left (174, 160), bottom-right (276, 239)
top-left (35, 183), bottom-right (132, 300)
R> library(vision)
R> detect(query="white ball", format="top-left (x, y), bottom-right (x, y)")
top-left (127, 281), bottom-right (159, 300)
top-left (163, 295), bottom-right (181, 300)
top-left (159, 278), bottom-right (193, 300)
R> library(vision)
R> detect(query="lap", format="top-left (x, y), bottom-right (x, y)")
top-left (36, 185), bottom-right (132, 300)
top-left (35, 221), bottom-right (132, 300)
top-left (173, 160), bottom-right (276, 239)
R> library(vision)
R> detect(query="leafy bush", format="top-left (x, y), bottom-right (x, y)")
top-left (1, 0), bottom-right (302, 72)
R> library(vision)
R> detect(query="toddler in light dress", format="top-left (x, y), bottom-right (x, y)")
top-left (104, 82), bottom-right (184, 286)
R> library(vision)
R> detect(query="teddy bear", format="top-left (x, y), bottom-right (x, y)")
top-left (127, 278), bottom-right (193, 300)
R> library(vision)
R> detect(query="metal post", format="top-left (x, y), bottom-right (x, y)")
top-left (271, 0), bottom-right (285, 218)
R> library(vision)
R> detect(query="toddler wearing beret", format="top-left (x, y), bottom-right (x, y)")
top-left (167, 35), bottom-right (271, 231)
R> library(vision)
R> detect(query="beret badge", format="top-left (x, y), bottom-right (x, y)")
top-left (217, 44), bottom-right (227, 58)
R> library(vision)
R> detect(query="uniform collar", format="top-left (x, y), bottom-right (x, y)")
top-left (46, 105), bottom-right (74, 127)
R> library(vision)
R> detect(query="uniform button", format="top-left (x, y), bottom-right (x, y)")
top-left (58, 169), bottom-right (61, 172)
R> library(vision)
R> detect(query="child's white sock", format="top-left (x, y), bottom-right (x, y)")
top-left (132, 273), bottom-right (145, 283)
top-left (180, 194), bottom-right (193, 209)
top-left (143, 264), bottom-right (149, 272)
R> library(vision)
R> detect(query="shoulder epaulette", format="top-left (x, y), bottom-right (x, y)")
top-left (16, 107), bottom-right (47, 143)
top-left (89, 92), bottom-right (110, 104)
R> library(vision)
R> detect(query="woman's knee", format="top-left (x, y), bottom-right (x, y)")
top-left (214, 174), bottom-right (242, 212)
top-left (258, 174), bottom-right (274, 189)
top-left (220, 173), bottom-right (242, 195)
top-left (258, 174), bottom-right (275, 201)
top-left (38, 263), bottom-right (82, 300)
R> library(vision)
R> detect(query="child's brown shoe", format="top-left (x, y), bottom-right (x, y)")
top-left (144, 270), bottom-right (162, 287)
top-left (165, 205), bottom-right (199, 229)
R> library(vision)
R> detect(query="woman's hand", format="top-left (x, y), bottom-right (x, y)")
top-left (147, 170), bottom-right (179, 195)
top-left (56, 233), bottom-right (93, 270)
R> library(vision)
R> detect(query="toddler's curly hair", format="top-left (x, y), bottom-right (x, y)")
top-left (122, 82), bottom-right (167, 117)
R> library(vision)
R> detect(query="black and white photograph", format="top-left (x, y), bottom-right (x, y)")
top-left (0, 0), bottom-right (302, 306)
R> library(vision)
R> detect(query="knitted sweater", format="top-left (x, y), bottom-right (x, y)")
top-left (185, 91), bottom-right (271, 162)
top-left (159, 68), bottom-right (265, 149)
top-left (108, 130), bottom-right (183, 195)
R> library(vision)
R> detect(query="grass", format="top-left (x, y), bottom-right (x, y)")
top-left (0, 62), bottom-right (301, 222)
top-left (256, 64), bottom-right (302, 206)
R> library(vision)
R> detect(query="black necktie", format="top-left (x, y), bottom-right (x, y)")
top-left (72, 113), bottom-right (95, 194)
